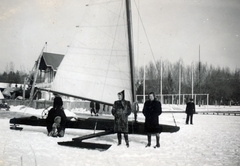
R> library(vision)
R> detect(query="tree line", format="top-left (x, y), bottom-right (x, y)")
top-left (0, 62), bottom-right (28, 85)
top-left (135, 60), bottom-right (240, 105)
top-left (1, 61), bottom-right (239, 105)
top-left (0, 71), bottom-right (27, 84)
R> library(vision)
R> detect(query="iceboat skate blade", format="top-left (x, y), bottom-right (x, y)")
top-left (58, 141), bottom-right (111, 151)
top-left (10, 125), bottom-right (23, 131)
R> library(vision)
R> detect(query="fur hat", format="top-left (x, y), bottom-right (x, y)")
top-left (53, 96), bottom-right (63, 108)
top-left (118, 90), bottom-right (125, 100)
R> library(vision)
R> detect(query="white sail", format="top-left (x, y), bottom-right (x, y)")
top-left (51, 0), bottom-right (134, 105)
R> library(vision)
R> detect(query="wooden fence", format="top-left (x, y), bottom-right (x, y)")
top-left (5, 100), bottom-right (91, 110)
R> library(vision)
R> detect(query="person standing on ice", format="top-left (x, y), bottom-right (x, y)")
top-left (46, 96), bottom-right (67, 137)
top-left (111, 90), bottom-right (131, 147)
top-left (143, 92), bottom-right (162, 148)
top-left (185, 98), bottom-right (195, 125)
top-left (132, 99), bottom-right (139, 122)
top-left (95, 102), bottom-right (100, 116)
top-left (90, 101), bottom-right (96, 116)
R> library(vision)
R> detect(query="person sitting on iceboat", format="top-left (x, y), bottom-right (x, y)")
top-left (46, 96), bottom-right (67, 137)
top-left (143, 92), bottom-right (162, 148)
top-left (112, 90), bottom-right (131, 147)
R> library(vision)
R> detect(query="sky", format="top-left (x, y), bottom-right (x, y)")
top-left (0, 0), bottom-right (240, 73)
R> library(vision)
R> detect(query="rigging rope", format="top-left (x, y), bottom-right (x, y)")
top-left (133, 0), bottom-right (158, 70)
top-left (171, 113), bottom-right (177, 126)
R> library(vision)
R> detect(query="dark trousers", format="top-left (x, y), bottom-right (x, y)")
top-left (134, 112), bottom-right (137, 122)
top-left (117, 132), bottom-right (129, 146)
top-left (96, 109), bottom-right (99, 114)
top-left (147, 133), bottom-right (160, 146)
top-left (90, 108), bottom-right (96, 115)
top-left (186, 114), bottom-right (193, 124)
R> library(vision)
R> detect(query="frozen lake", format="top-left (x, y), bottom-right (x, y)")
top-left (0, 106), bottom-right (240, 166)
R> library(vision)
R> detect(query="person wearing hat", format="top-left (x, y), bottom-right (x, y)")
top-left (143, 92), bottom-right (162, 148)
top-left (111, 90), bottom-right (131, 147)
top-left (185, 98), bottom-right (196, 125)
top-left (46, 96), bottom-right (67, 137)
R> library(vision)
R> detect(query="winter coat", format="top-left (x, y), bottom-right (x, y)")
top-left (112, 100), bottom-right (131, 133)
top-left (142, 99), bottom-right (162, 133)
top-left (95, 102), bottom-right (100, 110)
top-left (132, 101), bottom-right (139, 113)
top-left (90, 101), bottom-right (95, 108)
top-left (185, 102), bottom-right (195, 115)
top-left (46, 107), bottom-right (67, 133)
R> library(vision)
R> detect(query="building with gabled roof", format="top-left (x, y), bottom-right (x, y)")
top-left (39, 52), bottom-right (64, 71)
top-left (36, 52), bottom-right (64, 100)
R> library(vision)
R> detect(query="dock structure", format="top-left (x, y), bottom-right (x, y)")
top-left (197, 111), bottom-right (240, 116)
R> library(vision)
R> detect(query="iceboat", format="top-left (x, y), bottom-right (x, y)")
top-left (10, 0), bottom-right (180, 150)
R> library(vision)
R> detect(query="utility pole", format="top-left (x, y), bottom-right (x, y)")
top-left (160, 57), bottom-right (163, 104)
top-left (22, 77), bottom-right (27, 100)
top-left (179, 60), bottom-right (181, 105)
top-left (191, 62), bottom-right (194, 99)
top-left (143, 57), bottom-right (146, 103)
top-left (199, 45), bottom-right (201, 106)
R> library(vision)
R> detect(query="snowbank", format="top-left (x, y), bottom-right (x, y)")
top-left (8, 105), bottom-right (77, 118)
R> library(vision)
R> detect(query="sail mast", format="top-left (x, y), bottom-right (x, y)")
top-left (29, 42), bottom-right (47, 100)
top-left (126, 0), bottom-right (135, 102)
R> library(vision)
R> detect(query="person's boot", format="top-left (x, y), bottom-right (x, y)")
top-left (57, 129), bottom-right (65, 137)
top-left (154, 134), bottom-right (160, 148)
top-left (124, 134), bottom-right (129, 147)
top-left (117, 133), bottom-right (122, 146)
top-left (145, 134), bottom-right (151, 147)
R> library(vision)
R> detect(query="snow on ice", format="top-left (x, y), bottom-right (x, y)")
top-left (0, 105), bottom-right (240, 166)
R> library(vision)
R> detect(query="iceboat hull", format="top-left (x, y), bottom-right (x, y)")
top-left (9, 116), bottom-right (180, 133)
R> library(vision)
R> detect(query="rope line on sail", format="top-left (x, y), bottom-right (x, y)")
top-left (101, 0), bottom-right (126, 100)
top-left (59, 0), bottom-right (131, 84)
top-left (72, 25), bottom-right (128, 51)
top-left (72, 1), bottom-right (129, 50)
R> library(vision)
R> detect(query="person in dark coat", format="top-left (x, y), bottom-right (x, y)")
top-left (112, 90), bottom-right (131, 147)
top-left (46, 96), bottom-right (67, 137)
top-left (90, 101), bottom-right (96, 116)
top-left (185, 98), bottom-right (195, 125)
top-left (143, 92), bottom-right (162, 148)
top-left (132, 99), bottom-right (139, 122)
top-left (95, 102), bottom-right (100, 116)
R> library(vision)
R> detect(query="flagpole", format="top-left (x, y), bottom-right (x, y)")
top-left (143, 55), bottom-right (146, 103)
top-left (179, 60), bottom-right (181, 105)
top-left (191, 62), bottom-right (194, 98)
top-left (160, 57), bottom-right (163, 104)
